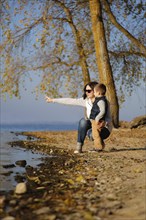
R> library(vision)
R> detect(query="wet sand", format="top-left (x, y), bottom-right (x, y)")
top-left (0, 128), bottom-right (146, 220)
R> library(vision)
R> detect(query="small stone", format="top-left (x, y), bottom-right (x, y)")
top-left (15, 160), bottom-right (27, 167)
top-left (36, 186), bottom-right (45, 190)
top-left (95, 181), bottom-right (100, 186)
top-left (100, 179), bottom-right (106, 184)
top-left (2, 216), bottom-right (15, 220)
top-left (50, 149), bottom-right (53, 154)
top-left (9, 200), bottom-right (17, 206)
top-left (33, 207), bottom-right (50, 215)
top-left (43, 215), bottom-right (56, 220)
top-left (14, 174), bottom-right (25, 183)
top-left (107, 193), bottom-right (117, 201)
top-left (3, 164), bottom-right (15, 169)
top-left (114, 177), bottom-right (122, 183)
top-left (1, 171), bottom-right (13, 176)
top-left (0, 196), bottom-right (6, 208)
top-left (15, 182), bottom-right (27, 194)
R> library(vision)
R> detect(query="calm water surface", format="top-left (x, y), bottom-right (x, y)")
top-left (0, 131), bottom-right (47, 191)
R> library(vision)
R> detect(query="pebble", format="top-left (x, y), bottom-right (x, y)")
top-left (9, 200), bottom-right (17, 206)
top-left (0, 196), bottom-right (6, 208)
top-left (15, 182), bottom-right (27, 194)
top-left (15, 160), bottom-right (27, 167)
top-left (100, 179), bottom-right (106, 184)
top-left (114, 177), bottom-right (122, 183)
top-left (33, 207), bottom-right (50, 215)
top-left (36, 186), bottom-right (45, 190)
top-left (2, 164), bottom-right (15, 169)
top-left (2, 217), bottom-right (15, 220)
top-left (43, 214), bottom-right (56, 220)
top-left (107, 193), bottom-right (117, 201)
top-left (1, 171), bottom-right (13, 176)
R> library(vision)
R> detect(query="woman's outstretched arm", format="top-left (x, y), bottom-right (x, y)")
top-left (45, 95), bottom-right (86, 107)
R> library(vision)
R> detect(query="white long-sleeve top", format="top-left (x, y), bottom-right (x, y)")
top-left (52, 97), bottom-right (112, 132)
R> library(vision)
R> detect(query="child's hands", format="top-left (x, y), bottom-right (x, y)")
top-left (45, 96), bottom-right (53, 103)
top-left (97, 120), bottom-right (105, 129)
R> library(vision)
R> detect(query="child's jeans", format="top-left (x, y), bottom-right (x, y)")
top-left (91, 120), bottom-right (104, 150)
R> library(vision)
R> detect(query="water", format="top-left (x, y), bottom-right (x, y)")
top-left (1, 122), bottom-right (78, 132)
top-left (0, 123), bottom-right (77, 192)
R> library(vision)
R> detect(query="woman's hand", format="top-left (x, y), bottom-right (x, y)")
top-left (45, 96), bottom-right (53, 103)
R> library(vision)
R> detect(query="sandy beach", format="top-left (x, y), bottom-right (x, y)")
top-left (0, 126), bottom-right (146, 220)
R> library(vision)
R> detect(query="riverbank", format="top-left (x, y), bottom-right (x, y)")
top-left (0, 126), bottom-right (146, 220)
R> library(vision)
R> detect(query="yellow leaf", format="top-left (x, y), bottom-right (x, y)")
top-left (76, 175), bottom-right (86, 183)
top-left (66, 179), bottom-right (74, 185)
top-left (64, 198), bottom-right (73, 206)
top-left (83, 211), bottom-right (93, 220)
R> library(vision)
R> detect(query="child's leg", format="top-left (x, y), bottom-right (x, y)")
top-left (100, 127), bottom-right (110, 149)
top-left (91, 120), bottom-right (103, 150)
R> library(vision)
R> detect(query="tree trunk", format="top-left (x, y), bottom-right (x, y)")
top-left (89, 0), bottom-right (119, 127)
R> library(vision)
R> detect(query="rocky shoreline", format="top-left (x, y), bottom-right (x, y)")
top-left (0, 126), bottom-right (146, 220)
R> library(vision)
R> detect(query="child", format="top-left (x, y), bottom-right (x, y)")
top-left (90, 83), bottom-right (110, 151)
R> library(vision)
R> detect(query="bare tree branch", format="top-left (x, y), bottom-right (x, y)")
top-left (109, 50), bottom-right (146, 58)
top-left (52, 0), bottom-right (90, 84)
top-left (102, 0), bottom-right (146, 56)
top-left (31, 57), bottom-right (79, 71)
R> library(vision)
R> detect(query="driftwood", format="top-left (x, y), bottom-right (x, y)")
top-left (130, 115), bottom-right (146, 128)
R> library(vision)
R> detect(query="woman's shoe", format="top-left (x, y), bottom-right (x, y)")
top-left (74, 143), bottom-right (83, 153)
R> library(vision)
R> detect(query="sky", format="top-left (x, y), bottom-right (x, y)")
top-left (1, 82), bottom-right (145, 125)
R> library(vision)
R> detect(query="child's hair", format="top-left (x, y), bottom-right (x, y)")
top-left (83, 81), bottom-right (98, 99)
top-left (94, 83), bottom-right (106, 95)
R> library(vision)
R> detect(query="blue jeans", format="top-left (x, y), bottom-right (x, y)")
top-left (77, 118), bottom-right (110, 145)
top-left (77, 118), bottom-right (91, 145)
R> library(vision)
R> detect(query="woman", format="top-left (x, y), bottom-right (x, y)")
top-left (45, 81), bottom-right (112, 153)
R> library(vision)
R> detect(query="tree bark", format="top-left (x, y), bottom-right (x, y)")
top-left (89, 0), bottom-right (119, 127)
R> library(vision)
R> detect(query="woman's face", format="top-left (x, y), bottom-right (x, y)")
top-left (85, 85), bottom-right (94, 98)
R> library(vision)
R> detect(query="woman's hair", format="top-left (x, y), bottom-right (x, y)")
top-left (83, 81), bottom-right (98, 99)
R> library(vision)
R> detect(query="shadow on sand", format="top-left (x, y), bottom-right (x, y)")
top-left (107, 147), bottom-right (146, 153)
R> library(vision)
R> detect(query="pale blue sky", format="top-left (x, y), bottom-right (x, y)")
top-left (1, 83), bottom-right (145, 124)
